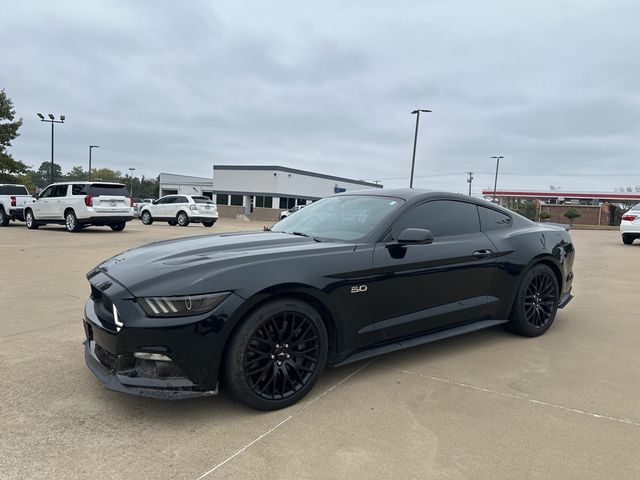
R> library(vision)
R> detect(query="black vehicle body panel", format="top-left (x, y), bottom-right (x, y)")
top-left (83, 189), bottom-right (574, 398)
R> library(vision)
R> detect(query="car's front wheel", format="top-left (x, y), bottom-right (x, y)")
top-left (25, 210), bottom-right (38, 229)
top-left (141, 211), bottom-right (153, 225)
top-left (167, 220), bottom-right (177, 226)
top-left (110, 222), bottom-right (126, 231)
top-left (508, 264), bottom-right (559, 337)
top-left (65, 211), bottom-right (81, 232)
top-left (177, 211), bottom-right (189, 227)
top-left (622, 235), bottom-right (635, 245)
top-left (223, 298), bottom-right (328, 410)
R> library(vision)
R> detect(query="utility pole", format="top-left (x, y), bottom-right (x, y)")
top-left (409, 109), bottom-right (432, 188)
top-left (129, 168), bottom-right (136, 198)
top-left (88, 145), bottom-right (99, 180)
top-left (491, 155), bottom-right (504, 202)
top-left (37, 113), bottom-right (65, 184)
top-left (466, 171), bottom-right (473, 196)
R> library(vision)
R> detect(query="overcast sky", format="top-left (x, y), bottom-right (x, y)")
top-left (1, 0), bottom-right (639, 194)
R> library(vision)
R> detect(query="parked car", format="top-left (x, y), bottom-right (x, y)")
top-left (139, 195), bottom-right (218, 227)
top-left (24, 182), bottom-right (133, 232)
top-left (0, 184), bottom-right (31, 226)
top-left (83, 189), bottom-right (574, 410)
top-left (279, 204), bottom-right (305, 220)
top-left (620, 203), bottom-right (640, 245)
top-left (132, 198), bottom-right (154, 217)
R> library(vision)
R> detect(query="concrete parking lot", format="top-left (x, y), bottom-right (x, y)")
top-left (1, 221), bottom-right (639, 479)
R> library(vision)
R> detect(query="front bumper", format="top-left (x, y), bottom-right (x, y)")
top-left (83, 269), bottom-right (244, 399)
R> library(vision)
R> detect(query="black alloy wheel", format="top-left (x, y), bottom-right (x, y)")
top-left (25, 210), bottom-right (38, 229)
top-left (167, 220), bottom-right (177, 226)
top-left (224, 299), bottom-right (328, 410)
top-left (177, 211), bottom-right (189, 227)
top-left (202, 221), bottom-right (215, 227)
top-left (110, 222), bottom-right (126, 231)
top-left (508, 264), bottom-right (559, 337)
top-left (141, 210), bottom-right (153, 225)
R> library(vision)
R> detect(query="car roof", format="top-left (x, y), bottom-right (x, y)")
top-left (48, 181), bottom-right (126, 186)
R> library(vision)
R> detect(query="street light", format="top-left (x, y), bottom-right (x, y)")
top-left (409, 109), bottom-right (432, 188)
top-left (129, 168), bottom-right (136, 198)
top-left (36, 113), bottom-right (65, 184)
top-left (491, 155), bottom-right (504, 202)
top-left (88, 145), bottom-right (99, 180)
top-left (466, 171), bottom-right (474, 196)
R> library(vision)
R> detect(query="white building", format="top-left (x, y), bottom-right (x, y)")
top-left (159, 165), bottom-right (382, 221)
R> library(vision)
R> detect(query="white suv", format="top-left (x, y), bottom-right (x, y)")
top-left (24, 182), bottom-right (133, 232)
top-left (620, 203), bottom-right (640, 245)
top-left (139, 195), bottom-right (218, 227)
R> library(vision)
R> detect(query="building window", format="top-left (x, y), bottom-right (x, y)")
top-left (297, 199), bottom-right (307, 206)
top-left (230, 195), bottom-right (244, 206)
top-left (279, 197), bottom-right (295, 209)
top-left (255, 196), bottom-right (273, 208)
top-left (216, 194), bottom-right (229, 205)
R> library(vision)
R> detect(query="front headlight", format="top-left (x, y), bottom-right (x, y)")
top-left (137, 292), bottom-right (230, 317)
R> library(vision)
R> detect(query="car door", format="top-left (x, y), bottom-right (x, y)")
top-left (151, 197), bottom-right (169, 218)
top-left (34, 185), bottom-right (55, 218)
top-left (50, 184), bottom-right (68, 219)
top-left (370, 200), bottom-right (498, 343)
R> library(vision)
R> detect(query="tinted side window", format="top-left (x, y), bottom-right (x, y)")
top-left (391, 200), bottom-right (480, 239)
top-left (52, 185), bottom-right (68, 197)
top-left (478, 206), bottom-right (511, 231)
top-left (39, 186), bottom-right (54, 198)
top-left (178, 196), bottom-right (188, 203)
top-left (72, 184), bottom-right (88, 195)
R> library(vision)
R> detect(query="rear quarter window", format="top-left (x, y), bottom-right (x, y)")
top-left (88, 184), bottom-right (129, 197)
top-left (0, 185), bottom-right (29, 195)
top-left (478, 206), bottom-right (512, 231)
top-left (193, 196), bottom-right (214, 204)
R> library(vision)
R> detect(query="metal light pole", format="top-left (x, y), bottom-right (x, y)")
top-left (37, 113), bottom-right (65, 184)
top-left (409, 109), bottom-right (432, 188)
top-left (129, 168), bottom-right (136, 198)
top-left (491, 155), bottom-right (504, 202)
top-left (88, 145), bottom-right (99, 180)
top-left (466, 171), bottom-right (474, 196)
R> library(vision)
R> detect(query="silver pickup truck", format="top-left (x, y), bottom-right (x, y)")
top-left (0, 184), bottom-right (32, 226)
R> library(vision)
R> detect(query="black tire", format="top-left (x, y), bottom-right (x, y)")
top-left (168, 220), bottom-right (178, 226)
top-left (508, 264), bottom-right (559, 337)
top-left (622, 235), bottom-right (634, 245)
top-left (0, 207), bottom-right (9, 226)
top-left (202, 220), bottom-right (215, 227)
top-left (65, 210), bottom-right (82, 232)
top-left (223, 298), bottom-right (328, 411)
top-left (177, 211), bottom-right (189, 227)
top-left (141, 210), bottom-right (153, 225)
top-left (25, 209), bottom-right (39, 229)
top-left (110, 222), bottom-right (126, 231)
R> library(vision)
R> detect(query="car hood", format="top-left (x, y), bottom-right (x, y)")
top-left (93, 231), bottom-right (355, 297)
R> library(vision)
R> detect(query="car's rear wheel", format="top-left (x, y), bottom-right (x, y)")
top-left (177, 211), bottom-right (189, 227)
top-left (508, 264), bottom-right (559, 337)
top-left (110, 222), bottom-right (126, 231)
top-left (141, 210), bottom-right (153, 225)
top-left (622, 235), bottom-right (635, 245)
top-left (223, 298), bottom-right (328, 410)
top-left (202, 220), bottom-right (215, 227)
top-left (65, 211), bottom-right (81, 232)
top-left (25, 210), bottom-right (38, 229)
top-left (0, 207), bottom-right (9, 226)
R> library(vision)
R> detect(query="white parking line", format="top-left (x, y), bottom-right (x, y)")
top-left (380, 364), bottom-right (640, 427)
top-left (194, 359), bottom-right (376, 480)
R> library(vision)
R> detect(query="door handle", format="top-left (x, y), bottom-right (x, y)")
top-left (472, 249), bottom-right (494, 259)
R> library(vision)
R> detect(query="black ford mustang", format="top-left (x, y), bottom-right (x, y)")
top-left (83, 189), bottom-right (574, 410)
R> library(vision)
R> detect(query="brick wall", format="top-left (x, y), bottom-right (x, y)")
top-left (540, 204), bottom-right (611, 225)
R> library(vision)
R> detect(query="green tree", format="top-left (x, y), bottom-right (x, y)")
top-left (91, 167), bottom-right (123, 182)
top-left (66, 165), bottom-right (88, 180)
top-left (563, 208), bottom-right (581, 225)
top-left (539, 210), bottom-right (551, 222)
top-left (32, 161), bottom-right (63, 187)
top-left (0, 89), bottom-right (29, 183)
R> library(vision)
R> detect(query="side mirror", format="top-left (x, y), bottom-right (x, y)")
top-left (395, 228), bottom-right (434, 245)
top-left (152, 200), bottom-right (158, 205)
top-left (32, 193), bottom-right (39, 199)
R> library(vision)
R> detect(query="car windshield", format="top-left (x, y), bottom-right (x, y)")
top-left (272, 195), bottom-right (404, 241)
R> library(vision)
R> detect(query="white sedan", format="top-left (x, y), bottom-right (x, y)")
top-left (140, 195), bottom-right (218, 227)
top-left (620, 203), bottom-right (640, 245)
